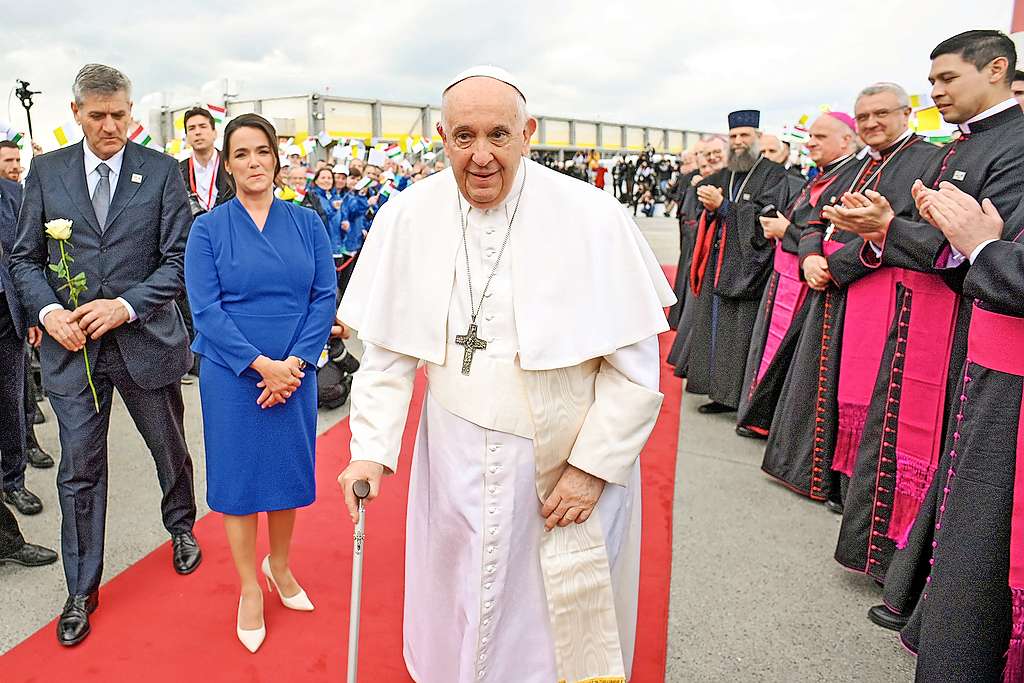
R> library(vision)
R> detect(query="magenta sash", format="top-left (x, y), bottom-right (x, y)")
top-left (887, 271), bottom-right (959, 547)
top-left (755, 243), bottom-right (808, 385)
top-left (832, 268), bottom-right (900, 476)
top-left (965, 305), bottom-right (1024, 682)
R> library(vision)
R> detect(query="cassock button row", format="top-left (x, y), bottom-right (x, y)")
top-left (489, 445), bottom-right (499, 452)
top-left (485, 248), bottom-right (496, 258)
top-left (488, 486), bottom-right (498, 494)
top-left (486, 314), bottom-right (495, 322)
top-left (486, 228), bottom-right (495, 235)
top-left (484, 582), bottom-right (493, 590)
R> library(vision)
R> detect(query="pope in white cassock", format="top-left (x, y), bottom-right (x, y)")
top-left (337, 66), bottom-right (676, 683)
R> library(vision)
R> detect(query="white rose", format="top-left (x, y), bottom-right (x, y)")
top-left (44, 218), bottom-right (73, 241)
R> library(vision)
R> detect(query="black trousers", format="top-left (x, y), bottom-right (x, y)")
top-left (0, 293), bottom-right (27, 493)
top-left (48, 340), bottom-right (197, 596)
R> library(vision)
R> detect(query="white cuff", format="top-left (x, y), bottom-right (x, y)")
top-left (968, 239), bottom-right (998, 265)
top-left (117, 297), bottom-right (138, 322)
top-left (868, 242), bottom-right (883, 257)
top-left (39, 303), bottom-right (64, 325)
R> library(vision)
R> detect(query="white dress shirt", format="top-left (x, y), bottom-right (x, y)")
top-left (39, 142), bottom-right (137, 325)
top-left (190, 151), bottom-right (219, 210)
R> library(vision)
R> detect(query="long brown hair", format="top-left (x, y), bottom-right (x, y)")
top-left (222, 114), bottom-right (281, 189)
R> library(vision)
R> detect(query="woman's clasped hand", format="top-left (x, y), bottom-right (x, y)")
top-left (250, 355), bottom-right (306, 409)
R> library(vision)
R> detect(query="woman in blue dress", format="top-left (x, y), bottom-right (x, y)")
top-left (184, 114), bottom-right (336, 653)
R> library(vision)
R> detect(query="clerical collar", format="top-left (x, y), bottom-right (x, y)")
top-left (958, 97), bottom-right (1021, 135)
top-left (861, 129), bottom-right (914, 161)
top-left (459, 161), bottom-right (526, 215)
top-left (822, 153), bottom-right (854, 173)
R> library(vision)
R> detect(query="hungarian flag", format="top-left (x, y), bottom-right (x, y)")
top-left (207, 104), bottom-right (226, 125)
top-left (292, 186), bottom-right (306, 204)
top-left (385, 144), bottom-right (402, 159)
top-left (129, 124), bottom-right (152, 147)
top-left (355, 176), bottom-right (374, 191)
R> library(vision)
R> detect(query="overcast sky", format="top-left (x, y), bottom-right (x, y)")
top-left (1, 0), bottom-right (1017, 148)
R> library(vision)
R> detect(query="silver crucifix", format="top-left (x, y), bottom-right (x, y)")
top-left (455, 323), bottom-right (488, 375)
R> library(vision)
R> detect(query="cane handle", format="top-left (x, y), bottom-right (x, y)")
top-left (352, 479), bottom-right (371, 500)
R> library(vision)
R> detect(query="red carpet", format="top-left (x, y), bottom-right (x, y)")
top-left (3, 278), bottom-right (681, 682)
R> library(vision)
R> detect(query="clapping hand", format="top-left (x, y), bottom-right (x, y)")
top-left (919, 182), bottom-right (1004, 257)
top-left (696, 185), bottom-right (724, 211)
top-left (540, 465), bottom-right (606, 532)
top-left (251, 355), bottom-right (304, 409)
top-left (820, 190), bottom-right (894, 244)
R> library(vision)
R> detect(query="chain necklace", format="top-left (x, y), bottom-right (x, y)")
top-left (453, 165), bottom-right (527, 375)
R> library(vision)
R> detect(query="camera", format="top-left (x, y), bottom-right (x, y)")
top-left (187, 192), bottom-right (208, 218)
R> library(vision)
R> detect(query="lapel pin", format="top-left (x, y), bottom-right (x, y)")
top-left (742, 193), bottom-right (751, 201)
top-left (952, 170), bottom-right (966, 181)
top-left (131, 173), bottom-right (143, 184)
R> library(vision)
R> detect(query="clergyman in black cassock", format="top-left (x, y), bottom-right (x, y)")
top-left (761, 131), bottom-right (940, 502)
top-left (676, 111), bottom-right (788, 411)
top-left (836, 102), bottom-right (1024, 622)
top-left (736, 120), bottom-right (863, 437)
top-left (899, 193), bottom-right (1024, 682)
top-left (666, 168), bottom-right (699, 329)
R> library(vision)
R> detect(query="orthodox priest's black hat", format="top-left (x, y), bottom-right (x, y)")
top-left (728, 110), bottom-right (760, 129)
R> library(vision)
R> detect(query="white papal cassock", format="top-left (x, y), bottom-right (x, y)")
top-left (341, 160), bottom-right (675, 683)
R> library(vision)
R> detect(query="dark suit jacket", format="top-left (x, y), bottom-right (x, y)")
top-left (10, 140), bottom-right (193, 393)
top-left (0, 178), bottom-right (26, 339)
top-left (178, 153), bottom-right (234, 209)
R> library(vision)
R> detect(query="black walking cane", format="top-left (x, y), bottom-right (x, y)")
top-left (347, 479), bottom-right (371, 683)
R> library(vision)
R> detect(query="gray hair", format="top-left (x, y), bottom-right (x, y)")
top-left (855, 82), bottom-right (910, 109)
top-left (73, 64), bottom-right (132, 104)
top-left (440, 81), bottom-right (529, 132)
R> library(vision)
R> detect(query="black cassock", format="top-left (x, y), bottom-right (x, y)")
top-left (760, 136), bottom-right (941, 501)
top-left (667, 171), bottom-right (700, 329)
top-left (837, 106), bottom-right (1024, 602)
top-left (674, 159), bottom-right (788, 409)
top-left (903, 225), bottom-right (1024, 682)
top-left (737, 154), bottom-right (862, 434)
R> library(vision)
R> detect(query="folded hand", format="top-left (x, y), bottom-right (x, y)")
top-left (251, 356), bottom-right (304, 409)
top-left (541, 465), bottom-right (606, 532)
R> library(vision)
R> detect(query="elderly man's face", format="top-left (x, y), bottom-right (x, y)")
top-left (855, 91), bottom-right (910, 151)
top-left (72, 90), bottom-right (132, 160)
top-left (805, 115), bottom-right (852, 166)
top-left (440, 76), bottom-right (538, 209)
top-left (702, 139), bottom-right (727, 174)
top-left (0, 147), bottom-right (22, 182)
top-left (287, 167), bottom-right (307, 189)
top-left (760, 135), bottom-right (788, 164)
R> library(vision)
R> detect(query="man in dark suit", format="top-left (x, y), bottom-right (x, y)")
top-left (0, 144), bottom-right (48, 516)
top-left (10, 64), bottom-right (201, 647)
top-left (0, 163), bottom-right (57, 568)
top-left (176, 106), bottom-right (234, 383)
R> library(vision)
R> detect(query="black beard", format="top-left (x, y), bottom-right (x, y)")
top-left (727, 147), bottom-right (757, 173)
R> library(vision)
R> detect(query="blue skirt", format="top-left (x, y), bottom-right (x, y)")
top-left (198, 357), bottom-right (318, 515)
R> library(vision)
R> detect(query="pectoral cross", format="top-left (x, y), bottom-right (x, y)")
top-left (455, 323), bottom-right (488, 375)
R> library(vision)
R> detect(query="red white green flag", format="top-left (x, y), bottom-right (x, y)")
top-left (207, 104), bottom-right (226, 125)
top-left (385, 144), bottom-right (402, 159)
top-left (129, 124), bottom-right (152, 147)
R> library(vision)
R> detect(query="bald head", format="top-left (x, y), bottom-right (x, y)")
top-left (760, 134), bottom-right (788, 164)
top-left (439, 76), bottom-right (537, 209)
top-left (805, 114), bottom-right (856, 167)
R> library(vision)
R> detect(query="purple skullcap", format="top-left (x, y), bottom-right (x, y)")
top-left (828, 111), bottom-right (857, 132)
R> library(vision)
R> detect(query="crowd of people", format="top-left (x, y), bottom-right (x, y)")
top-left (665, 29), bottom-right (1024, 681)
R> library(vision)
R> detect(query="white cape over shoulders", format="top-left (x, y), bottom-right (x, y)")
top-left (338, 158), bottom-right (676, 369)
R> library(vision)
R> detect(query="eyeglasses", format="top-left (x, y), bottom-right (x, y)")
top-left (854, 108), bottom-right (907, 124)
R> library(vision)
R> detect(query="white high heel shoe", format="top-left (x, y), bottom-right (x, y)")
top-left (261, 555), bottom-right (315, 611)
top-left (236, 595), bottom-right (266, 653)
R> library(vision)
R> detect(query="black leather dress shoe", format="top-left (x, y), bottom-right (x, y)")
top-left (0, 542), bottom-right (58, 567)
top-left (698, 401), bottom-right (735, 415)
top-left (735, 425), bottom-right (768, 440)
top-left (824, 499), bottom-right (844, 515)
top-left (57, 593), bottom-right (99, 647)
top-left (172, 532), bottom-right (202, 575)
top-left (3, 487), bottom-right (43, 515)
top-left (867, 604), bottom-right (909, 632)
top-left (26, 446), bottom-right (55, 469)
